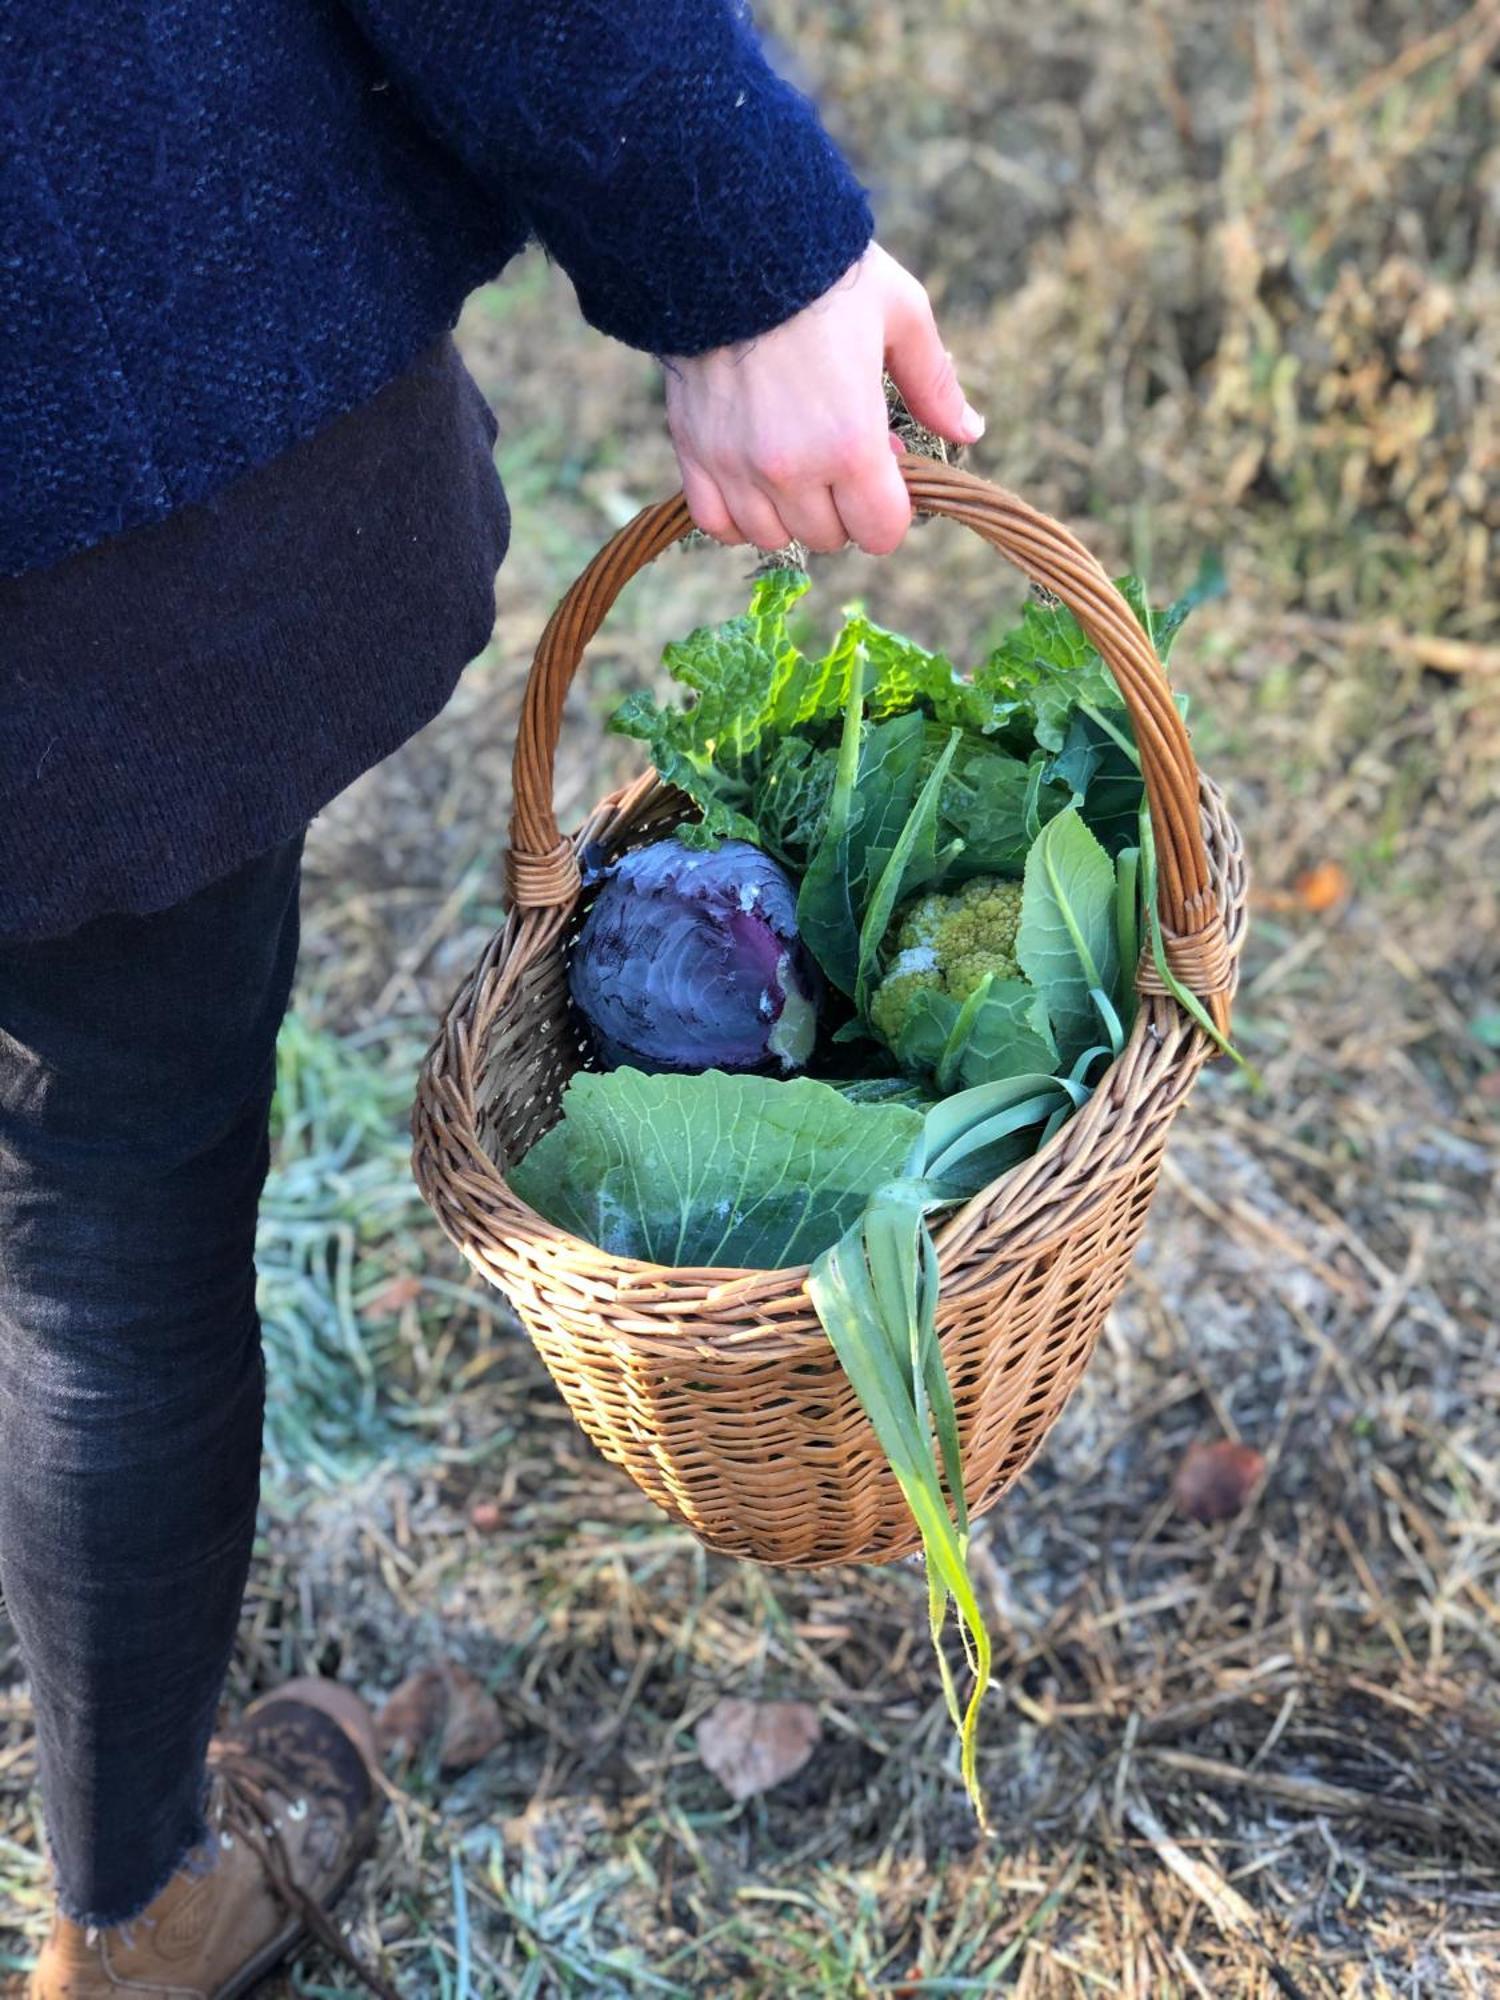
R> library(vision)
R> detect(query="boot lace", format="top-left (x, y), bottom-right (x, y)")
top-left (212, 1751), bottom-right (403, 2000)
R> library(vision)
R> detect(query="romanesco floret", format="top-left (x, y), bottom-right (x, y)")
top-left (868, 877), bottom-right (1026, 1049)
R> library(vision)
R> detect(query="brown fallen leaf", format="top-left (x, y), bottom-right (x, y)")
top-left (437, 1663), bottom-right (505, 1772)
top-left (361, 1273), bottom-right (423, 1318)
top-left (1294, 860), bottom-right (1351, 914)
top-left (1172, 1440), bottom-right (1266, 1524)
top-left (377, 1660), bottom-right (503, 1775)
top-left (695, 1697), bottom-right (820, 1802)
top-left (375, 1667), bottom-right (446, 1765)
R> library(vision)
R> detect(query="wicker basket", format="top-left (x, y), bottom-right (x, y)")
top-left (413, 459), bottom-right (1248, 1569)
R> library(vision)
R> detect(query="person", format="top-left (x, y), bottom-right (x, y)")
top-left (0, 3), bottom-right (981, 1992)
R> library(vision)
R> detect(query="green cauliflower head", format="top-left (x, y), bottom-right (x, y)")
top-left (869, 876), bottom-right (1026, 1050)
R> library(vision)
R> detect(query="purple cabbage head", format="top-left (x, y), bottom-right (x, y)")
top-left (568, 838), bottom-right (821, 1075)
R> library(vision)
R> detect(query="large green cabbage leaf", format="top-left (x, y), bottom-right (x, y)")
top-left (509, 1068), bottom-right (924, 1270)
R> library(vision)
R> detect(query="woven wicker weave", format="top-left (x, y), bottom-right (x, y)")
top-left (413, 460), bottom-right (1249, 1569)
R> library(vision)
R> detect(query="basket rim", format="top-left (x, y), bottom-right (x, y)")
top-left (414, 769), bottom-right (1250, 1327)
top-left (490, 976), bottom-right (1176, 1288)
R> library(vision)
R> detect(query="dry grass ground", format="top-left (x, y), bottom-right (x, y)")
top-left (2, 1), bottom-right (1497, 1993)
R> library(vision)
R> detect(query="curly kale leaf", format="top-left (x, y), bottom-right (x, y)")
top-left (611, 573), bottom-right (991, 848)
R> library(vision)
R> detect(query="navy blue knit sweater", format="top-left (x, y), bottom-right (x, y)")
top-left (0, 0), bottom-right (875, 578)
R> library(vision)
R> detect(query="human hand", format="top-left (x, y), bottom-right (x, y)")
top-left (661, 242), bottom-right (984, 558)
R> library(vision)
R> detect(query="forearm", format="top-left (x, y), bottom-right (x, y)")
top-left (338, 0), bottom-right (874, 355)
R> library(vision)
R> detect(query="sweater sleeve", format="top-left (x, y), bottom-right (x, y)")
top-left (338, 0), bottom-right (875, 358)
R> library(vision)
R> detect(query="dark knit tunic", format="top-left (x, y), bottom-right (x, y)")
top-left (0, 339), bottom-right (508, 940)
top-left (1, 2), bottom-right (874, 574)
top-left (0, 1), bottom-right (874, 938)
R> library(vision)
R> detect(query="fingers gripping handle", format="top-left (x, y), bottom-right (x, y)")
top-left (506, 458), bottom-right (1233, 1037)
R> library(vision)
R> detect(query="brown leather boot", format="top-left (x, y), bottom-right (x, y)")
top-left (29, 1678), bottom-right (399, 2000)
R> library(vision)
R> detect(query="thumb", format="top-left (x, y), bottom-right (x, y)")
top-left (886, 287), bottom-right (984, 445)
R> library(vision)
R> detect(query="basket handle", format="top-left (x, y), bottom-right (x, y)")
top-left (507, 456), bottom-right (1233, 1036)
